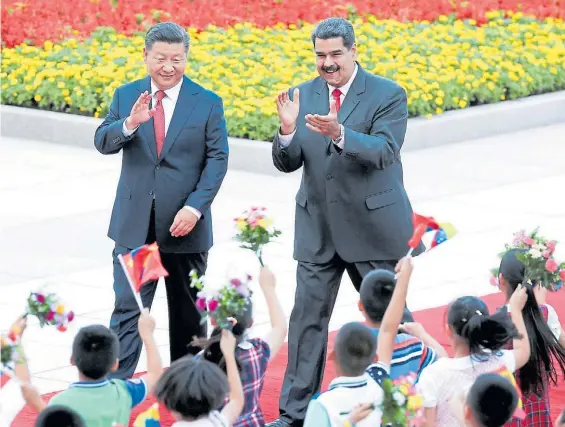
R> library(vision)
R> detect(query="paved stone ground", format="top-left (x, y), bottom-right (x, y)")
top-left (1, 123), bottom-right (564, 393)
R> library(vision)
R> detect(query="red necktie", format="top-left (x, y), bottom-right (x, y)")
top-left (153, 90), bottom-right (166, 156)
top-left (332, 88), bottom-right (342, 112)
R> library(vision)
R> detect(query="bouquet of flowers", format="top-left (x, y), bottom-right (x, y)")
top-left (1, 333), bottom-right (21, 368)
top-left (490, 228), bottom-right (565, 292)
top-left (380, 374), bottom-right (424, 426)
top-left (234, 207), bottom-right (281, 266)
top-left (189, 270), bottom-right (252, 329)
top-left (25, 292), bottom-right (75, 331)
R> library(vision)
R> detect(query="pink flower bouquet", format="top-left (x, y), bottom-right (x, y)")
top-left (234, 207), bottom-right (281, 266)
top-left (189, 270), bottom-right (252, 329)
top-left (490, 228), bottom-right (564, 292)
top-left (25, 292), bottom-right (75, 331)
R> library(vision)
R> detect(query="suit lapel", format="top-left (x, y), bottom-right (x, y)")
top-left (313, 78), bottom-right (333, 150)
top-left (338, 65), bottom-right (366, 124)
top-left (137, 76), bottom-right (158, 162)
top-left (159, 76), bottom-right (200, 160)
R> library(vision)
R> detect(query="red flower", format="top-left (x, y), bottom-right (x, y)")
top-left (207, 299), bottom-right (219, 312)
top-left (523, 236), bottom-right (535, 246)
top-left (8, 330), bottom-right (17, 342)
top-left (67, 311), bottom-right (75, 322)
top-left (546, 240), bottom-right (556, 253)
top-left (45, 311), bottom-right (55, 321)
top-left (196, 298), bottom-right (207, 311)
top-left (545, 258), bottom-right (559, 273)
top-left (543, 250), bottom-right (550, 259)
top-left (231, 278), bottom-right (242, 287)
top-left (36, 293), bottom-right (46, 304)
top-left (57, 325), bottom-right (67, 332)
top-left (560, 270), bottom-right (565, 281)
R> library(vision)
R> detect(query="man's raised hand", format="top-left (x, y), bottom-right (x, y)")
top-left (125, 91), bottom-right (155, 130)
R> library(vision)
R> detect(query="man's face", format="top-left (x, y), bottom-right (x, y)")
top-left (144, 42), bottom-right (187, 90)
top-left (314, 37), bottom-right (357, 87)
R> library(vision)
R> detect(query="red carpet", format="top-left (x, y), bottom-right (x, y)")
top-left (13, 291), bottom-right (565, 426)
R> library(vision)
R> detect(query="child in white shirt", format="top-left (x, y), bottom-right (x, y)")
top-left (303, 256), bottom-right (414, 427)
top-left (416, 287), bottom-right (530, 427)
top-left (154, 329), bottom-right (244, 427)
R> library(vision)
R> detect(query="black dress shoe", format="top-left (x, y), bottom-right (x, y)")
top-left (266, 419), bottom-right (294, 427)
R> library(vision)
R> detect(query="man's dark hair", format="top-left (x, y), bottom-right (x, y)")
top-left (154, 356), bottom-right (229, 419)
top-left (467, 373), bottom-right (518, 427)
top-left (145, 22), bottom-right (190, 53)
top-left (71, 325), bottom-right (119, 380)
top-left (334, 322), bottom-right (377, 376)
top-left (35, 405), bottom-right (85, 427)
top-left (311, 17), bottom-right (355, 49)
top-left (359, 269), bottom-right (397, 323)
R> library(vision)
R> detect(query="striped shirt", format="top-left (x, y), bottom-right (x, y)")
top-left (367, 329), bottom-right (438, 382)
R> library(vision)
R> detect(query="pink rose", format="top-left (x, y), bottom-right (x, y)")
top-left (523, 236), bottom-right (535, 246)
top-left (207, 299), bottom-right (219, 312)
top-left (546, 258), bottom-right (559, 273)
top-left (45, 311), bottom-right (55, 321)
top-left (196, 298), bottom-right (207, 311)
top-left (230, 278), bottom-right (242, 287)
top-left (67, 311), bottom-right (75, 322)
top-left (36, 293), bottom-right (46, 304)
top-left (547, 241), bottom-right (556, 253)
top-left (543, 250), bottom-right (550, 259)
top-left (560, 270), bottom-right (565, 281)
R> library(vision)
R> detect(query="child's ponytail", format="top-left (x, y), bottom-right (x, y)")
top-left (448, 296), bottom-right (520, 356)
top-left (499, 249), bottom-right (565, 396)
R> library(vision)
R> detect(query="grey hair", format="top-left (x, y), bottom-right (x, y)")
top-left (311, 17), bottom-right (356, 50)
top-left (145, 22), bottom-right (190, 53)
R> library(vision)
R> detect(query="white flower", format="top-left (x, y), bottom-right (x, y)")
top-left (533, 244), bottom-right (545, 252)
top-left (529, 248), bottom-right (542, 259)
top-left (393, 392), bottom-right (406, 406)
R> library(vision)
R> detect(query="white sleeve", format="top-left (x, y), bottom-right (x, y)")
top-left (500, 349), bottom-right (517, 373)
top-left (545, 304), bottom-right (562, 339)
top-left (416, 366), bottom-right (439, 408)
top-left (278, 130), bottom-right (295, 148)
top-left (122, 119), bottom-right (139, 136)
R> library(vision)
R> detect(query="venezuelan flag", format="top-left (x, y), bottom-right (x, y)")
top-left (133, 403), bottom-right (161, 427)
top-left (408, 213), bottom-right (457, 252)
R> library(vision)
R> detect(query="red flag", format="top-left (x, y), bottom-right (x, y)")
top-left (407, 213), bottom-right (439, 249)
top-left (121, 243), bottom-right (169, 292)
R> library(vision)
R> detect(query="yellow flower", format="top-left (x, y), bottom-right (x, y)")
top-left (407, 395), bottom-right (424, 411)
top-left (56, 304), bottom-right (65, 315)
top-left (236, 220), bottom-right (247, 231)
top-left (257, 217), bottom-right (273, 229)
top-left (34, 94), bottom-right (42, 102)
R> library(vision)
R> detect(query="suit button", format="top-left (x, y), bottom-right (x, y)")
top-left (149, 190), bottom-right (154, 196)
top-left (156, 165), bottom-right (160, 170)
top-left (326, 175), bottom-right (333, 180)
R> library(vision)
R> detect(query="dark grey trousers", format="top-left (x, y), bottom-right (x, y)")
top-left (278, 255), bottom-right (399, 425)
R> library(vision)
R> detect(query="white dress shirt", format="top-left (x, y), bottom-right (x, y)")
top-left (122, 79), bottom-right (201, 219)
top-left (278, 63), bottom-right (359, 149)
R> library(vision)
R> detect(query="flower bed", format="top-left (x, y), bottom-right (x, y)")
top-left (2, 14), bottom-right (565, 141)
top-left (2, 0), bottom-right (564, 47)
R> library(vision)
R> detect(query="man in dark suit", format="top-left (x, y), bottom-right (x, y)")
top-left (94, 22), bottom-right (229, 379)
top-left (268, 17), bottom-right (422, 427)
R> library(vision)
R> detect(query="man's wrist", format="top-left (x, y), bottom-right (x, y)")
top-left (280, 123), bottom-right (296, 135)
top-left (125, 116), bottom-right (139, 130)
top-left (331, 124), bottom-right (344, 142)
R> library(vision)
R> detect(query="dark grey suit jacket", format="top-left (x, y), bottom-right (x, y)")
top-left (94, 75), bottom-right (229, 253)
top-left (272, 65), bottom-right (422, 263)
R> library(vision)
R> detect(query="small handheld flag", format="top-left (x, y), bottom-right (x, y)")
top-left (118, 243), bottom-right (169, 311)
top-left (491, 366), bottom-right (526, 420)
top-left (133, 403), bottom-right (160, 427)
top-left (406, 213), bottom-right (456, 256)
